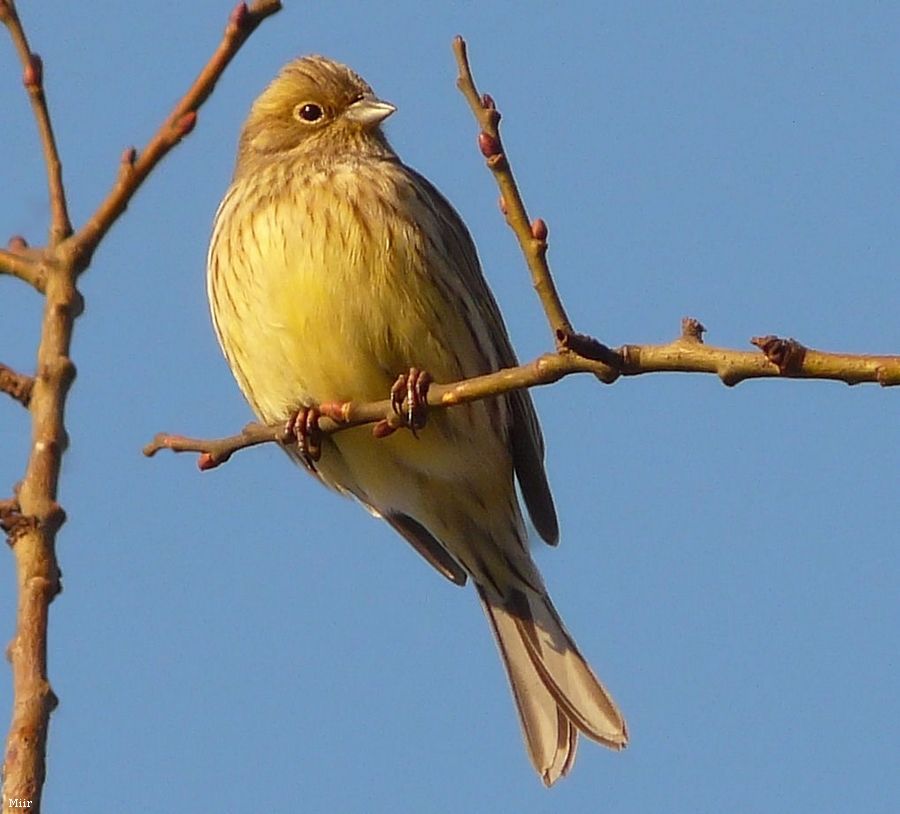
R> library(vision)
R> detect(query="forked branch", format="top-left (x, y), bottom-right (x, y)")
top-left (1, 3), bottom-right (282, 810)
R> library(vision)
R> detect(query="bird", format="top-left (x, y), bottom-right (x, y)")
top-left (206, 54), bottom-right (626, 784)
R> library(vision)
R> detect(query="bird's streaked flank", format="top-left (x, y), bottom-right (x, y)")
top-left (207, 54), bottom-right (626, 784)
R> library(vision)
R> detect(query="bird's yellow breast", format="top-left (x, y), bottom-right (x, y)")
top-left (208, 161), bottom-right (495, 427)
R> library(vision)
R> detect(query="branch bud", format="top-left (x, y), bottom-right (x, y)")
top-left (198, 452), bottom-right (226, 470)
top-left (23, 53), bottom-right (43, 90)
top-left (530, 218), bottom-right (548, 241)
top-left (226, 3), bottom-right (250, 31)
top-left (229, 2), bottom-right (249, 31)
top-left (680, 317), bottom-right (706, 342)
top-left (751, 335), bottom-right (806, 374)
top-left (478, 132), bottom-right (501, 158)
top-left (175, 111), bottom-right (197, 137)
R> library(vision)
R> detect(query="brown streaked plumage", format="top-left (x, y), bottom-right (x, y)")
top-left (207, 54), bottom-right (626, 784)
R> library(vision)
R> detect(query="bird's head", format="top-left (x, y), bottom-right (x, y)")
top-left (236, 55), bottom-right (396, 170)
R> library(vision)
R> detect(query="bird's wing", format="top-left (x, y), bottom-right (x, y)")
top-left (507, 387), bottom-right (559, 544)
top-left (407, 166), bottom-right (559, 545)
top-left (386, 512), bottom-right (468, 585)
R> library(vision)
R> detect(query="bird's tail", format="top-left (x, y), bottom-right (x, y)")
top-left (477, 582), bottom-right (627, 785)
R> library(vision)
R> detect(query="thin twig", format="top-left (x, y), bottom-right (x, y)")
top-left (452, 36), bottom-right (574, 345)
top-left (0, 363), bottom-right (34, 407)
top-left (72, 0), bottom-right (283, 261)
top-left (146, 324), bottom-right (900, 467)
top-left (618, 324), bottom-right (900, 386)
top-left (0, 0), bottom-right (71, 244)
top-left (0, 245), bottom-right (46, 292)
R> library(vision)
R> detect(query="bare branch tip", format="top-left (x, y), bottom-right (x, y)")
top-left (244, 0), bottom-right (283, 20)
top-left (143, 433), bottom-right (174, 457)
top-left (0, 363), bottom-right (33, 407)
top-left (452, 36), bottom-right (475, 89)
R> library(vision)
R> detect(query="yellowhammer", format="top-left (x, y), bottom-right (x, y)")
top-left (207, 54), bottom-right (626, 784)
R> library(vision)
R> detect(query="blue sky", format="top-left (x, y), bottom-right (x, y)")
top-left (2, 2), bottom-right (899, 811)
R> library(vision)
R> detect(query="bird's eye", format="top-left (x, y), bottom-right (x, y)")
top-left (294, 102), bottom-right (324, 124)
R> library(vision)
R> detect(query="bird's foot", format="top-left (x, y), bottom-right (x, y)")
top-left (375, 367), bottom-right (431, 439)
top-left (285, 405), bottom-right (322, 465)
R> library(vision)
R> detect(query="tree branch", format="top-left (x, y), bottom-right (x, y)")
top-left (0, 363), bottom-right (34, 407)
top-left (620, 321), bottom-right (900, 385)
top-left (0, 0), bottom-right (71, 244)
top-left (0, 239), bottom-right (46, 292)
top-left (146, 322), bottom-right (900, 468)
top-left (453, 36), bottom-right (575, 346)
top-left (1, 3), bottom-right (282, 809)
top-left (72, 0), bottom-right (283, 262)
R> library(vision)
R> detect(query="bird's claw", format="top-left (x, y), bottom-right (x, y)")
top-left (285, 405), bottom-right (322, 465)
top-left (389, 367), bottom-right (432, 437)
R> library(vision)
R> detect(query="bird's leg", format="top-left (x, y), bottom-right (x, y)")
top-left (390, 367), bottom-right (432, 437)
top-left (284, 405), bottom-right (322, 464)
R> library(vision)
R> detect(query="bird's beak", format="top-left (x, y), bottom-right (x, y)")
top-left (345, 95), bottom-right (396, 128)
